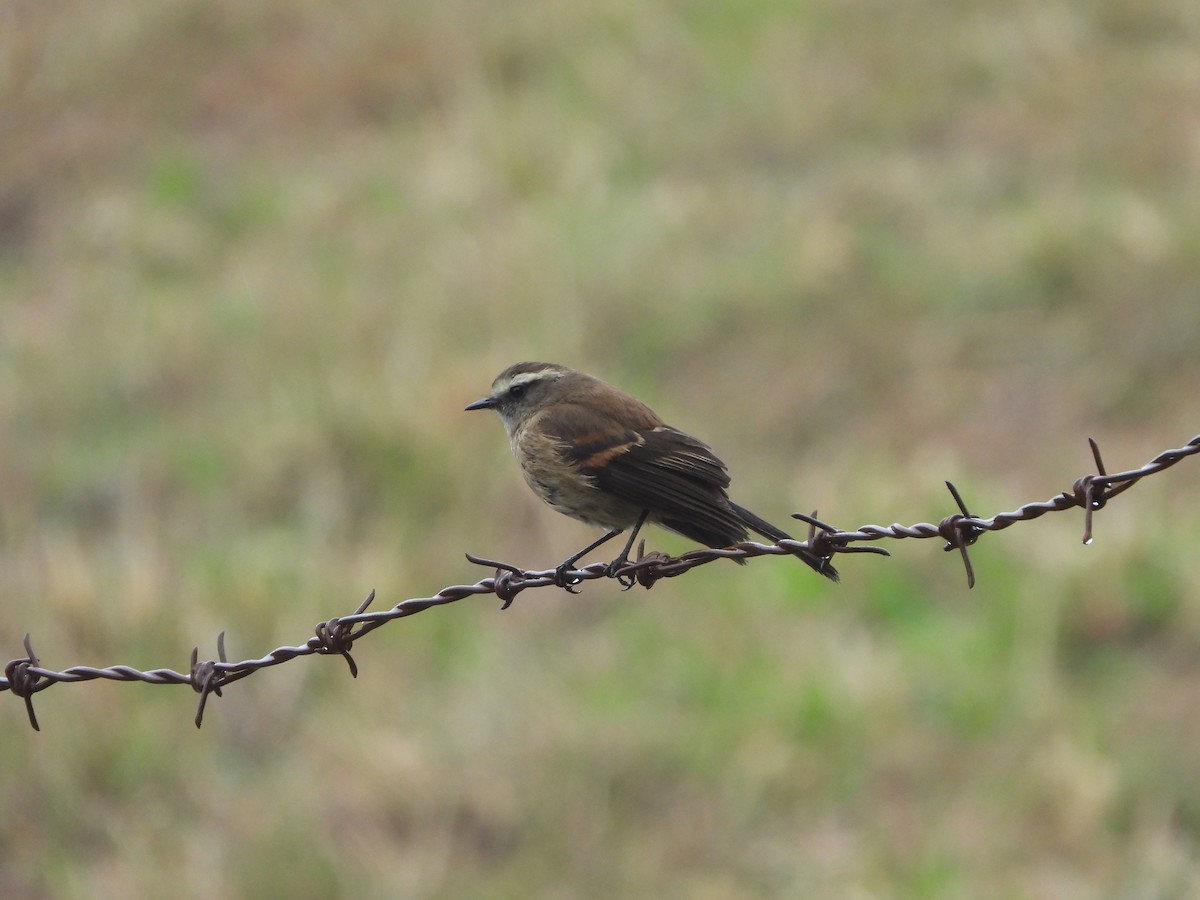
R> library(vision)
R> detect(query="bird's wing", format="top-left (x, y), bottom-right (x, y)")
top-left (559, 420), bottom-right (747, 547)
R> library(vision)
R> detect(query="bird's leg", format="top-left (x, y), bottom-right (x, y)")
top-left (554, 528), bottom-right (623, 588)
top-left (605, 509), bottom-right (649, 578)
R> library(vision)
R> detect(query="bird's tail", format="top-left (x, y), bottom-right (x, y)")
top-left (730, 502), bottom-right (839, 582)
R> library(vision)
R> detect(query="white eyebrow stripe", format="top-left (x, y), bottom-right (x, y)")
top-left (503, 370), bottom-right (563, 390)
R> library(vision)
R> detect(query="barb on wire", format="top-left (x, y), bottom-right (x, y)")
top-left (2, 433), bottom-right (1197, 730)
top-left (5, 634), bottom-right (45, 731)
top-left (190, 633), bottom-right (228, 729)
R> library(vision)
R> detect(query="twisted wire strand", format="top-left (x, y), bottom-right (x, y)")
top-left (3, 433), bottom-right (1197, 729)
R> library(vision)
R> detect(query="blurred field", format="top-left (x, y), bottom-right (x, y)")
top-left (2, 0), bottom-right (1200, 897)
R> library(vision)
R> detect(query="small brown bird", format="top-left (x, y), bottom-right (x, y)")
top-left (466, 362), bottom-right (838, 583)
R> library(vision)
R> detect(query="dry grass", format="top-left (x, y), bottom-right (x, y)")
top-left (2, 0), bottom-right (1200, 896)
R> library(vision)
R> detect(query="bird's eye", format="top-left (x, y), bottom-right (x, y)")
top-left (509, 384), bottom-right (527, 399)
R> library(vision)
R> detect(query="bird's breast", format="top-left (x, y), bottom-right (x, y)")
top-left (511, 421), bottom-right (642, 530)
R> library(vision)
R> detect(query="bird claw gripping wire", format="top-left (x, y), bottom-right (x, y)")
top-left (614, 542), bottom-right (672, 590)
top-left (552, 564), bottom-right (586, 594)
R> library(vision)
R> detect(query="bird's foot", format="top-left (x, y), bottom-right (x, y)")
top-left (553, 562), bottom-right (584, 593)
top-left (603, 554), bottom-right (630, 578)
top-left (605, 554), bottom-right (640, 590)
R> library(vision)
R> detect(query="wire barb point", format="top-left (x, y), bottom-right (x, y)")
top-left (4, 634), bottom-right (44, 731)
top-left (940, 483), bottom-right (983, 589)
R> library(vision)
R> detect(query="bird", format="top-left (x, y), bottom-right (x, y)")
top-left (465, 362), bottom-right (838, 584)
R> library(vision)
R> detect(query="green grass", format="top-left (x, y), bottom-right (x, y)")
top-left (2, 0), bottom-right (1200, 897)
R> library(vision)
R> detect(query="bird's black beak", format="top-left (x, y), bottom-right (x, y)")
top-left (465, 395), bottom-right (497, 411)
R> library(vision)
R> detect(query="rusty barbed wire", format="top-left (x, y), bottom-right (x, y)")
top-left (3, 433), bottom-right (1198, 730)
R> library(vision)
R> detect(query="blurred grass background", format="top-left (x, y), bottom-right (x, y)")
top-left (2, 0), bottom-right (1199, 896)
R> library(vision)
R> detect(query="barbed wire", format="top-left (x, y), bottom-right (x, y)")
top-left (3, 433), bottom-right (1198, 731)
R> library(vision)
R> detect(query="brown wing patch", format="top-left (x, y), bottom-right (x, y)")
top-left (541, 407), bottom-right (650, 472)
top-left (579, 440), bottom-right (640, 470)
top-left (532, 398), bottom-right (747, 548)
top-left (576, 425), bottom-right (747, 548)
